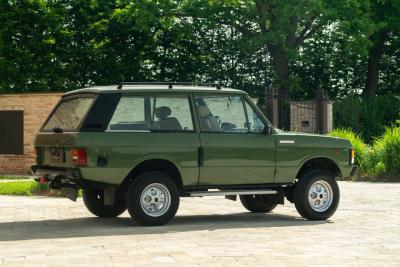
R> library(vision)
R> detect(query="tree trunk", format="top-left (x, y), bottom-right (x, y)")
top-left (364, 31), bottom-right (388, 98)
top-left (269, 45), bottom-right (290, 130)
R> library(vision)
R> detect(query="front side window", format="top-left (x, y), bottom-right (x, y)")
top-left (244, 101), bottom-right (265, 133)
top-left (108, 95), bottom-right (194, 132)
top-left (195, 95), bottom-right (248, 133)
top-left (43, 96), bottom-right (94, 131)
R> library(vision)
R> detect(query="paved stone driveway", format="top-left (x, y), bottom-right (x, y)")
top-left (0, 181), bottom-right (399, 267)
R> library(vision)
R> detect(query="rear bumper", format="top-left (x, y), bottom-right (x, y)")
top-left (31, 165), bottom-right (110, 189)
top-left (31, 165), bottom-right (81, 180)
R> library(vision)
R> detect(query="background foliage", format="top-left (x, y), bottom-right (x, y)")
top-left (330, 126), bottom-right (400, 180)
top-left (0, 0), bottom-right (399, 137)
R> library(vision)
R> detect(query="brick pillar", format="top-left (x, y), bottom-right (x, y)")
top-left (265, 87), bottom-right (279, 127)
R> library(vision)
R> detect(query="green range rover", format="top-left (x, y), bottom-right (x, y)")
top-left (31, 82), bottom-right (358, 226)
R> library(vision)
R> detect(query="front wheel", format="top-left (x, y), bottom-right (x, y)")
top-left (294, 170), bottom-right (340, 220)
top-left (126, 171), bottom-right (179, 226)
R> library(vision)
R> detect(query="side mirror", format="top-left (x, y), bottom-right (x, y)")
top-left (262, 125), bottom-right (272, 135)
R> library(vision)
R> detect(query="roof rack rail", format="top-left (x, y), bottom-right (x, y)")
top-left (117, 82), bottom-right (222, 90)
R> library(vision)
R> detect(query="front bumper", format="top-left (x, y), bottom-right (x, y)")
top-left (349, 165), bottom-right (360, 177)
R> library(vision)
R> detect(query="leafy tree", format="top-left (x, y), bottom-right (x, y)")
top-left (364, 0), bottom-right (400, 98)
top-left (0, 0), bottom-right (67, 92)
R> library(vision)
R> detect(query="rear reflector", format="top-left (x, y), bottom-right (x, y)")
top-left (71, 148), bottom-right (87, 166)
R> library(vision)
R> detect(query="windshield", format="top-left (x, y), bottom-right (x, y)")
top-left (42, 96), bottom-right (94, 131)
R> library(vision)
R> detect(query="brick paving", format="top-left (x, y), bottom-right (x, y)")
top-left (0, 181), bottom-right (399, 266)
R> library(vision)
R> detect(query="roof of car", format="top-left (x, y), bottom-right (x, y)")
top-left (64, 84), bottom-right (247, 96)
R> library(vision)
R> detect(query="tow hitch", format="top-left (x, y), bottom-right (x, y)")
top-left (35, 175), bottom-right (79, 202)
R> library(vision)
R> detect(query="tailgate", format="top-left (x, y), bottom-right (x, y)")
top-left (35, 132), bottom-right (78, 168)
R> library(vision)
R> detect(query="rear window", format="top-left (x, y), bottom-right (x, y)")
top-left (42, 96), bottom-right (94, 131)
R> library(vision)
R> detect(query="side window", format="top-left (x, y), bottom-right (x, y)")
top-left (107, 95), bottom-right (194, 132)
top-left (151, 96), bottom-right (194, 131)
top-left (244, 101), bottom-right (265, 133)
top-left (108, 97), bottom-right (146, 131)
top-left (195, 95), bottom-right (248, 133)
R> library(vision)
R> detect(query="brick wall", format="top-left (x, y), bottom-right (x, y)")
top-left (0, 93), bottom-right (62, 174)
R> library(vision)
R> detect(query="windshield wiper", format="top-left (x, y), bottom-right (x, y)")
top-left (52, 127), bottom-right (64, 133)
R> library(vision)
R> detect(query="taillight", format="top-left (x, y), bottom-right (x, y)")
top-left (71, 148), bottom-right (87, 166)
top-left (350, 149), bottom-right (355, 165)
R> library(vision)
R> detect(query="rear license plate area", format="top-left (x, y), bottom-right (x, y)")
top-left (49, 147), bottom-right (65, 162)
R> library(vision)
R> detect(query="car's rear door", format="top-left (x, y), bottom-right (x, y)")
top-left (87, 93), bottom-right (200, 186)
top-left (35, 94), bottom-right (96, 168)
top-left (195, 94), bottom-right (276, 186)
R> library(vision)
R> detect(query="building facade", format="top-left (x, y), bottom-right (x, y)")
top-left (0, 93), bottom-right (61, 174)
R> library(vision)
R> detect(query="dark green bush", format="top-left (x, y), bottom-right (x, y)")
top-left (333, 95), bottom-right (400, 143)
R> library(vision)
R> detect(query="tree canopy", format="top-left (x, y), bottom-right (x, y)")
top-left (0, 0), bottom-right (399, 101)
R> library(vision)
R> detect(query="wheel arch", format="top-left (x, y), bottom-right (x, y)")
top-left (118, 158), bottom-right (183, 195)
top-left (296, 157), bottom-right (342, 180)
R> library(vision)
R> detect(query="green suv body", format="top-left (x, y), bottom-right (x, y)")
top-left (32, 83), bottom-right (358, 225)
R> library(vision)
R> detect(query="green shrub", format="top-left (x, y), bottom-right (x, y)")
top-left (333, 95), bottom-right (400, 143)
top-left (362, 137), bottom-right (386, 176)
top-left (377, 126), bottom-right (400, 176)
top-left (359, 125), bottom-right (400, 179)
top-left (329, 128), bottom-right (368, 170)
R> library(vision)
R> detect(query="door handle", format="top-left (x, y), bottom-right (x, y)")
top-left (198, 147), bottom-right (204, 167)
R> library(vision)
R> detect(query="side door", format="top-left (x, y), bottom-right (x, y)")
top-left (194, 94), bottom-right (276, 186)
top-left (91, 93), bottom-right (200, 186)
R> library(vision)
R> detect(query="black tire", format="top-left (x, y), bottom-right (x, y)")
top-left (126, 171), bottom-right (179, 226)
top-left (83, 187), bottom-right (126, 218)
top-left (294, 170), bottom-right (340, 220)
top-left (240, 195), bottom-right (278, 213)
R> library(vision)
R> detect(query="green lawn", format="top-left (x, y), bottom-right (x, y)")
top-left (0, 181), bottom-right (79, 197)
top-left (0, 176), bottom-right (32, 180)
top-left (0, 181), bottom-right (37, 195)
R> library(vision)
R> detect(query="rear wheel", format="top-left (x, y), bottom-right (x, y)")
top-left (83, 187), bottom-right (126, 218)
top-left (294, 170), bottom-right (339, 220)
top-left (240, 195), bottom-right (278, 213)
top-left (126, 171), bottom-right (179, 226)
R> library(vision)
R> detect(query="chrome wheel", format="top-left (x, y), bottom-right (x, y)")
top-left (140, 183), bottom-right (171, 217)
top-left (307, 180), bottom-right (333, 212)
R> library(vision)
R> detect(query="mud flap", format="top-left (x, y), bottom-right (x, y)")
top-left (61, 187), bottom-right (78, 202)
top-left (103, 186), bottom-right (116, 206)
top-left (225, 195), bottom-right (237, 201)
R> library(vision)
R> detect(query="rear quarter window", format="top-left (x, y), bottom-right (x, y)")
top-left (42, 96), bottom-right (94, 131)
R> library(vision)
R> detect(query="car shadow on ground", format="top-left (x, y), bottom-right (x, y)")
top-left (0, 212), bottom-right (331, 242)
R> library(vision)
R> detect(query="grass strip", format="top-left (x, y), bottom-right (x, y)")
top-left (0, 176), bottom-right (32, 180)
top-left (0, 181), bottom-right (82, 197)
top-left (0, 181), bottom-right (35, 195)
